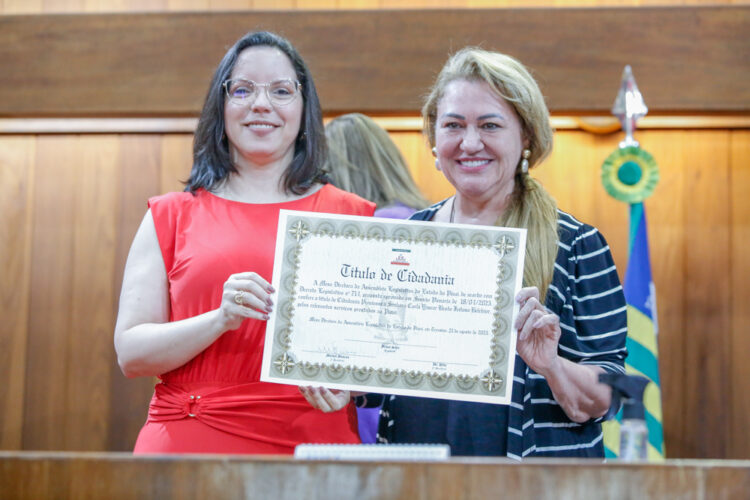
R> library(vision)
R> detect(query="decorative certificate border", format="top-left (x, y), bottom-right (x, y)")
top-left (260, 210), bottom-right (526, 405)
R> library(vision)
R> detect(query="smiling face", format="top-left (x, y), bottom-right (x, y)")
top-left (434, 79), bottom-right (528, 204)
top-left (224, 46), bottom-right (303, 169)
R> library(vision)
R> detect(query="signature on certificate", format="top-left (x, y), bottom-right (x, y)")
top-left (372, 306), bottom-right (409, 344)
top-left (318, 343), bottom-right (356, 358)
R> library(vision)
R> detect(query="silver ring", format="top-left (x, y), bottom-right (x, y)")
top-left (234, 291), bottom-right (244, 306)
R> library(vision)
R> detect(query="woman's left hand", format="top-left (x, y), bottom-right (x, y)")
top-left (299, 386), bottom-right (351, 413)
top-left (514, 287), bottom-right (562, 375)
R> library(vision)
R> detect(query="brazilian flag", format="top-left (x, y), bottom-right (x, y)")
top-left (600, 145), bottom-right (665, 460)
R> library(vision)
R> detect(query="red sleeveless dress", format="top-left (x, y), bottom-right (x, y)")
top-left (133, 185), bottom-right (375, 454)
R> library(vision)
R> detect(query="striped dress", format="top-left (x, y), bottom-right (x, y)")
top-left (369, 200), bottom-right (628, 458)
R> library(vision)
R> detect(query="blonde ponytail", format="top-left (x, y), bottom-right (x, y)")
top-left (497, 173), bottom-right (558, 301)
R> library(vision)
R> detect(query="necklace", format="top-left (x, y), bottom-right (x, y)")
top-left (449, 197), bottom-right (456, 223)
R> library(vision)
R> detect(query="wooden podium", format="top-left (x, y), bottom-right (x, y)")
top-left (2, 452), bottom-right (749, 499)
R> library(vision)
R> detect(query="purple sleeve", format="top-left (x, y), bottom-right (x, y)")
top-left (373, 202), bottom-right (417, 220)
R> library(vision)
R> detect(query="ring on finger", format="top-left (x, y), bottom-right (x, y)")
top-left (234, 290), bottom-right (245, 306)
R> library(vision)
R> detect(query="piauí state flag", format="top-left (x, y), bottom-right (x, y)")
top-left (603, 202), bottom-right (665, 460)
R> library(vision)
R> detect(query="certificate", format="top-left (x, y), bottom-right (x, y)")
top-left (260, 210), bottom-right (526, 405)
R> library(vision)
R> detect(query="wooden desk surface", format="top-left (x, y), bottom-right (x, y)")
top-left (1, 451), bottom-right (749, 499)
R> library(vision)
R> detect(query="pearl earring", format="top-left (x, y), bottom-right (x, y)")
top-left (432, 147), bottom-right (439, 169)
top-left (521, 149), bottom-right (531, 173)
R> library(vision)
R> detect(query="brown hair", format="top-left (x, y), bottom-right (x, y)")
top-left (187, 31), bottom-right (327, 195)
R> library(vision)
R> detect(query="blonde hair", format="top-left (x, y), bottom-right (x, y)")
top-left (325, 113), bottom-right (428, 210)
top-left (422, 48), bottom-right (559, 300)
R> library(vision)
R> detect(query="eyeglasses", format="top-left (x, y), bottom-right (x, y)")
top-left (223, 78), bottom-right (301, 106)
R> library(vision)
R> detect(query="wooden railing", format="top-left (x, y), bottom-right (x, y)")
top-left (1, 452), bottom-right (749, 499)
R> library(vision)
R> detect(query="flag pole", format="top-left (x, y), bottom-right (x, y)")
top-left (601, 66), bottom-right (665, 461)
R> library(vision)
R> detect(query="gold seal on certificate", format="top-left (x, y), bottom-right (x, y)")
top-left (260, 210), bottom-right (526, 405)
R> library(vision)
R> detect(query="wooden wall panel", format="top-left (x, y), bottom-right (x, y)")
top-left (159, 135), bottom-right (193, 193)
top-left (1, 8), bottom-right (748, 115)
top-left (682, 131), bottom-right (732, 458)
top-left (0, 137), bottom-right (34, 450)
top-left (23, 136), bottom-right (79, 450)
top-left (65, 136), bottom-right (120, 450)
top-left (729, 130), bottom-right (750, 460)
top-left (108, 135), bottom-right (163, 451)
top-left (634, 130), bottom-right (687, 459)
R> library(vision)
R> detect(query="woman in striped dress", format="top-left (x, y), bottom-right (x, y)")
top-left (371, 47), bottom-right (628, 458)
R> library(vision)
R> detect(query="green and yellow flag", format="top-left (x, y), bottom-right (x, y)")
top-left (601, 66), bottom-right (665, 460)
top-left (601, 202), bottom-right (665, 460)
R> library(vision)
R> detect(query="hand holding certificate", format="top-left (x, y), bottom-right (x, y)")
top-left (260, 210), bottom-right (526, 405)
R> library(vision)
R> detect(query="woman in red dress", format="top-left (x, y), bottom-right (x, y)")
top-left (114, 31), bottom-right (374, 454)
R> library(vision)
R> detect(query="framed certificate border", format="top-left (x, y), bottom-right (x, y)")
top-left (260, 210), bottom-right (526, 405)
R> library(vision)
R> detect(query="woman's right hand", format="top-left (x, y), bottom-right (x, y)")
top-left (218, 272), bottom-right (275, 331)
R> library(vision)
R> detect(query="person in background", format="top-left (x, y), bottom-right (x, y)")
top-left (373, 47), bottom-right (627, 457)
top-left (324, 112), bottom-right (428, 442)
top-left (114, 31), bottom-right (374, 455)
top-left (325, 113), bottom-right (428, 220)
